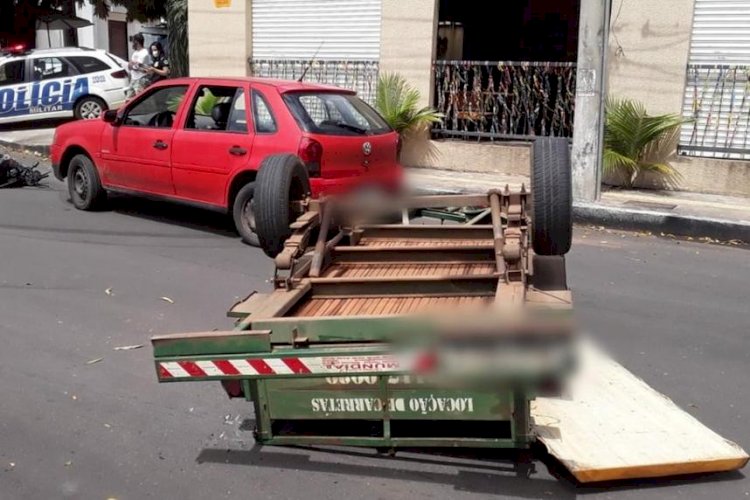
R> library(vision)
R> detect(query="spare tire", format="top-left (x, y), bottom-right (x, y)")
top-left (254, 154), bottom-right (311, 257)
top-left (531, 137), bottom-right (572, 256)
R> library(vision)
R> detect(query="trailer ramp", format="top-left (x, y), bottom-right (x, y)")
top-left (533, 342), bottom-right (749, 483)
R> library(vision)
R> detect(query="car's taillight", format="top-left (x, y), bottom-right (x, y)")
top-left (111, 70), bottom-right (128, 79)
top-left (298, 137), bottom-right (323, 177)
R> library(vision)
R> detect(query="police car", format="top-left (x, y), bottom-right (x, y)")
top-left (0, 45), bottom-right (129, 124)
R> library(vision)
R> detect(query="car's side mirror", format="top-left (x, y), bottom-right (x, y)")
top-left (103, 109), bottom-right (120, 125)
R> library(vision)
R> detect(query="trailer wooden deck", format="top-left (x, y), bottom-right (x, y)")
top-left (290, 295), bottom-right (494, 317)
top-left (533, 341), bottom-right (749, 483)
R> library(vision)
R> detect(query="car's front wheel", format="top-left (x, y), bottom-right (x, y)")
top-left (68, 154), bottom-right (106, 210)
top-left (74, 96), bottom-right (107, 120)
top-left (232, 182), bottom-right (260, 247)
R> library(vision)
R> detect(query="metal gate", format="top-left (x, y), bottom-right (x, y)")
top-left (250, 0), bottom-right (382, 101)
top-left (680, 0), bottom-right (750, 159)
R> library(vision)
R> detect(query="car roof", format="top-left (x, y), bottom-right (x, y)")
top-left (161, 76), bottom-right (357, 95)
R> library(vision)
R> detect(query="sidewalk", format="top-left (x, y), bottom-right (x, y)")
top-left (407, 167), bottom-right (750, 243)
top-left (0, 126), bottom-right (56, 155)
top-left (1, 128), bottom-right (748, 243)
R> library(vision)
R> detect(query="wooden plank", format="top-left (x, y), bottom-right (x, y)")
top-left (289, 211), bottom-right (320, 229)
top-left (227, 291), bottom-right (271, 318)
top-left (245, 281), bottom-right (312, 320)
top-left (526, 290), bottom-right (573, 309)
top-left (533, 342), bottom-right (749, 483)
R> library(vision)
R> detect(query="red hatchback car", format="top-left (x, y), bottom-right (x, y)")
top-left (51, 77), bottom-right (402, 251)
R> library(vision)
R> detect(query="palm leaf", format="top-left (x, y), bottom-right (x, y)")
top-left (604, 96), bottom-right (690, 188)
top-left (375, 72), bottom-right (443, 134)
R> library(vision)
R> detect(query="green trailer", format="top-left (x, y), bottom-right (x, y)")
top-left (152, 174), bottom-right (575, 452)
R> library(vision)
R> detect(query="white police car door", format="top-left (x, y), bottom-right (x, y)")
top-left (27, 56), bottom-right (88, 119)
top-left (0, 57), bottom-right (31, 123)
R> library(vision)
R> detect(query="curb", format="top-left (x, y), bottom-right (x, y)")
top-left (414, 186), bottom-right (749, 243)
top-left (572, 202), bottom-right (750, 243)
top-left (0, 139), bottom-right (50, 156)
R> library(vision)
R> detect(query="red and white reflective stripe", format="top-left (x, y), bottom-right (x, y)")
top-left (157, 354), bottom-right (415, 379)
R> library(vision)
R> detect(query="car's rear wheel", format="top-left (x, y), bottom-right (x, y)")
top-left (232, 182), bottom-right (260, 247)
top-left (74, 96), bottom-right (107, 120)
top-left (254, 154), bottom-right (311, 257)
top-left (68, 154), bottom-right (106, 210)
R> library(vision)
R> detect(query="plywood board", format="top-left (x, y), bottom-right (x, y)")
top-left (533, 342), bottom-right (749, 483)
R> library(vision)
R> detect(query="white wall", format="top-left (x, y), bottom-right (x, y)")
top-left (34, 4), bottom-right (142, 54)
top-left (75, 3), bottom-right (96, 48)
top-left (34, 30), bottom-right (66, 49)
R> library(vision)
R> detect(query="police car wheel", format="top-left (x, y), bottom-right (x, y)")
top-left (74, 97), bottom-right (107, 120)
top-left (68, 154), bottom-right (106, 210)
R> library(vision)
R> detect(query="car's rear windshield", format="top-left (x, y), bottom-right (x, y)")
top-left (283, 92), bottom-right (391, 136)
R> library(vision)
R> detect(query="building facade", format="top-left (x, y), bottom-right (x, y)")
top-left (35, 4), bottom-right (148, 61)
top-left (188, 0), bottom-right (750, 197)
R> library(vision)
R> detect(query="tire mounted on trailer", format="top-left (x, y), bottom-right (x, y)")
top-left (254, 154), bottom-right (311, 257)
top-left (531, 137), bottom-right (572, 256)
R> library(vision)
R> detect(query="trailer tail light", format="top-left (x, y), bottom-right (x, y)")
top-left (111, 69), bottom-right (128, 79)
top-left (298, 137), bottom-right (322, 177)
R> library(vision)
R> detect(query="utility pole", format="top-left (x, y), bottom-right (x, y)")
top-left (571, 0), bottom-right (611, 202)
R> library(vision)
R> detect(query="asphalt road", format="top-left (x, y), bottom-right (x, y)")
top-left (1, 149), bottom-right (748, 500)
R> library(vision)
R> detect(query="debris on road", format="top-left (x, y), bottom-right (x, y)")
top-left (160, 296), bottom-right (174, 304)
top-left (113, 344), bottom-right (143, 351)
top-left (0, 154), bottom-right (48, 188)
top-left (105, 287), bottom-right (114, 296)
top-left (86, 357), bottom-right (103, 365)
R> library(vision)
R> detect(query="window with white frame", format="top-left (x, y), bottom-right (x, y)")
top-left (680, 0), bottom-right (750, 159)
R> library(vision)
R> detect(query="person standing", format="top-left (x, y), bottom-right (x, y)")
top-left (146, 42), bottom-right (170, 84)
top-left (125, 34), bottom-right (151, 99)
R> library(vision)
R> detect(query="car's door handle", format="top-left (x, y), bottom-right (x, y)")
top-left (153, 140), bottom-right (168, 150)
top-left (229, 146), bottom-right (247, 156)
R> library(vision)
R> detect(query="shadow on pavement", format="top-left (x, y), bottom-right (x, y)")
top-left (105, 194), bottom-right (239, 239)
top-left (0, 118), bottom-right (72, 132)
top-left (196, 443), bottom-right (575, 498)
top-left (196, 436), bottom-right (746, 497)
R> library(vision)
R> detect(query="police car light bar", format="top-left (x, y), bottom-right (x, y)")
top-left (0, 44), bottom-right (28, 56)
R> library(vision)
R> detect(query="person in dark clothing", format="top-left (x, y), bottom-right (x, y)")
top-left (146, 42), bottom-right (170, 84)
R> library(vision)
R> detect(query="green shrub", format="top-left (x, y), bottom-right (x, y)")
top-left (604, 97), bottom-right (689, 188)
top-left (375, 73), bottom-right (442, 135)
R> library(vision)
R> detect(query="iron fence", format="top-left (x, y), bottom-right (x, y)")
top-left (248, 59), bottom-right (379, 104)
top-left (433, 60), bottom-right (576, 141)
top-left (679, 63), bottom-right (750, 160)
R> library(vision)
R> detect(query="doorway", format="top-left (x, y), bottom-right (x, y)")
top-left (108, 20), bottom-right (128, 59)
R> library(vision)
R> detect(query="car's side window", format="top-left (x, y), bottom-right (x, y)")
top-left (252, 90), bottom-right (277, 134)
top-left (122, 85), bottom-right (188, 128)
top-left (184, 85), bottom-right (247, 132)
top-left (67, 56), bottom-right (110, 75)
top-left (31, 57), bottom-right (72, 81)
top-left (0, 60), bottom-right (25, 86)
